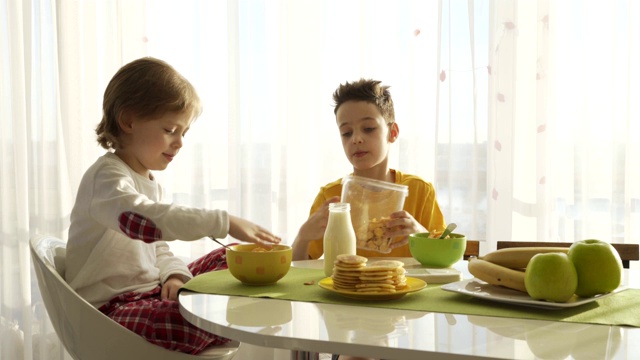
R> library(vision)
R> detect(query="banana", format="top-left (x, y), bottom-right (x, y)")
top-left (467, 257), bottom-right (527, 292)
top-left (480, 247), bottom-right (569, 269)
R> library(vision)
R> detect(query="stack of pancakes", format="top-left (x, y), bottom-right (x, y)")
top-left (332, 254), bottom-right (408, 293)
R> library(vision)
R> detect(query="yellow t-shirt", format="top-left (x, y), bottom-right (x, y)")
top-left (307, 169), bottom-right (446, 259)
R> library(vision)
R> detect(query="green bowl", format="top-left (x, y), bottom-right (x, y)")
top-left (408, 232), bottom-right (467, 268)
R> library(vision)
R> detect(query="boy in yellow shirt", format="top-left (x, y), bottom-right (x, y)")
top-left (292, 79), bottom-right (446, 261)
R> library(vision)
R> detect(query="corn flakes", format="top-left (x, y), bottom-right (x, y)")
top-left (427, 229), bottom-right (449, 239)
top-left (355, 217), bottom-right (398, 253)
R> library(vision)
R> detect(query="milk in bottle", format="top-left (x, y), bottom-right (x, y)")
top-left (323, 202), bottom-right (357, 276)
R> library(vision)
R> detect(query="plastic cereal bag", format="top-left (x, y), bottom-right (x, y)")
top-left (341, 175), bottom-right (408, 253)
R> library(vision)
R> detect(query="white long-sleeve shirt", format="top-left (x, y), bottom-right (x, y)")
top-left (66, 152), bottom-right (229, 308)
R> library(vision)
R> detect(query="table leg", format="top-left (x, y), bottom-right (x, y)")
top-left (290, 350), bottom-right (320, 360)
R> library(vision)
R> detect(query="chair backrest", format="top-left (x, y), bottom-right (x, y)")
top-left (496, 241), bottom-right (639, 269)
top-left (463, 240), bottom-right (480, 260)
top-left (30, 235), bottom-right (238, 360)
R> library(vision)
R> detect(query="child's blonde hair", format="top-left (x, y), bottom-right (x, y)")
top-left (96, 57), bottom-right (202, 150)
top-left (332, 78), bottom-right (395, 124)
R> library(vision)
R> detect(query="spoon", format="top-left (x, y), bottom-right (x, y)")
top-left (209, 236), bottom-right (233, 250)
top-left (439, 223), bottom-right (457, 239)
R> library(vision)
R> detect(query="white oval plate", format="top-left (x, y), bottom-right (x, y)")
top-left (441, 278), bottom-right (627, 309)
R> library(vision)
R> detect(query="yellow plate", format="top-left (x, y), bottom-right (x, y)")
top-left (318, 277), bottom-right (427, 301)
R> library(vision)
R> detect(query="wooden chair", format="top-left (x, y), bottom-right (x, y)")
top-left (464, 240), bottom-right (480, 260)
top-left (496, 241), bottom-right (639, 269)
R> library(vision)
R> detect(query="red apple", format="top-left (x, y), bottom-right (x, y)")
top-left (524, 252), bottom-right (578, 303)
top-left (568, 239), bottom-right (622, 297)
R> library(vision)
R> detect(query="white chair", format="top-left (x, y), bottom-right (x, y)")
top-left (30, 234), bottom-right (239, 360)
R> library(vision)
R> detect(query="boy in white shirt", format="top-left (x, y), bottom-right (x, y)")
top-left (65, 57), bottom-right (280, 354)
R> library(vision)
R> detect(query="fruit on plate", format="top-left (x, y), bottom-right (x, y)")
top-left (568, 239), bottom-right (622, 297)
top-left (467, 257), bottom-right (527, 292)
top-left (524, 252), bottom-right (578, 302)
top-left (480, 247), bottom-right (569, 269)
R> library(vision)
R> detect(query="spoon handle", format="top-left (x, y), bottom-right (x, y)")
top-left (209, 236), bottom-right (232, 250)
top-left (440, 223), bottom-right (457, 239)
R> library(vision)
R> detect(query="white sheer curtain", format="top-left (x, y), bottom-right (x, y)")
top-left (2, 0), bottom-right (639, 359)
top-left (484, 0), bottom-right (640, 246)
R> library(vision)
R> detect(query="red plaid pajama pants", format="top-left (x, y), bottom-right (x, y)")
top-left (98, 246), bottom-right (232, 354)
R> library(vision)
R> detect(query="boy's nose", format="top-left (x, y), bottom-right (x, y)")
top-left (172, 137), bottom-right (183, 149)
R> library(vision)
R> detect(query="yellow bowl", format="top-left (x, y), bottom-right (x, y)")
top-left (226, 244), bottom-right (292, 285)
top-left (408, 232), bottom-right (467, 268)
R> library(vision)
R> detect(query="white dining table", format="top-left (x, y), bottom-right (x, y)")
top-left (178, 258), bottom-right (640, 360)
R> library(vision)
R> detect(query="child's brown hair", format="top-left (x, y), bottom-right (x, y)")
top-left (96, 57), bottom-right (201, 150)
top-left (332, 78), bottom-right (395, 124)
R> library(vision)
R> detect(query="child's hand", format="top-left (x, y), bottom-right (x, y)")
top-left (228, 215), bottom-right (282, 246)
top-left (291, 196), bottom-right (340, 260)
top-left (161, 274), bottom-right (186, 301)
top-left (298, 196), bottom-right (340, 241)
top-left (384, 210), bottom-right (427, 249)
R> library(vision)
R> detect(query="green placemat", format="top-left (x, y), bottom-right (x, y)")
top-left (181, 267), bottom-right (640, 327)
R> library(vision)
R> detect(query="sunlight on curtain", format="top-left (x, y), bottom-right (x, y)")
top-left (486, 0), bottom-right (640, 246)
top-left (551, 0), bottom-right (640, 244)
top-left (2, 0), bottom-right (640, 359)
top-left (436, 0), bottom-right (490, 242)
top-left (1, 0), bottom-right (31, 358)
top-left (144, 0), bottom-right (446, 259)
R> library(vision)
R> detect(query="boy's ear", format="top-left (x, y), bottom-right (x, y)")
top-left (388, 122), bottom-right (399, 143)
top-left (118, 110), bottom-right (135, 134)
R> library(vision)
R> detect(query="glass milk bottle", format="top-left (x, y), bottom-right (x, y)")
top-left (323, 202), bottom-right (357, 276)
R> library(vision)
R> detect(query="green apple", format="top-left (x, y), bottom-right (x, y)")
top-left (524, 252), bottom-right (578, 302)
top-left (568, 239), bottom-right (622, 297)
